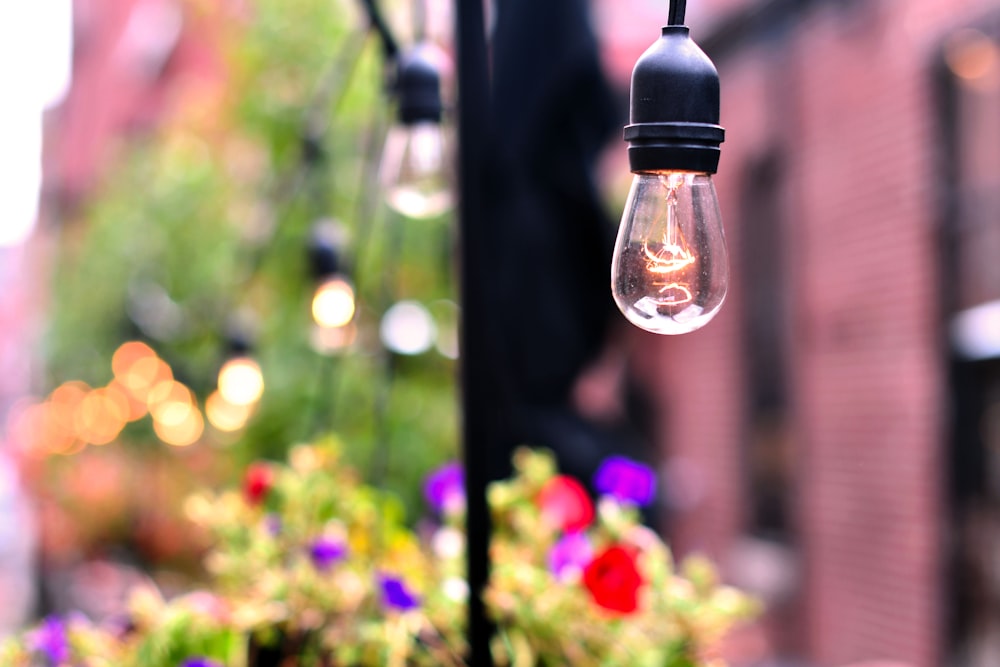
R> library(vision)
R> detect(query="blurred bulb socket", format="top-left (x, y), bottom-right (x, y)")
top-left (223, 310), bottom-right (259, 357)
top-left (395, 43), bottom-right (444, 125)
top-left (307, 219), bottom-right (349, 280)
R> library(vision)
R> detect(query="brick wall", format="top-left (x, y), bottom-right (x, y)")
top-left (604, 0), bottom-right (1000, 665)
top-left (787, 5), bottom-right (944, 665)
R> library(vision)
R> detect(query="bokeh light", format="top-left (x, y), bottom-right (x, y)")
top-left (146, 379), bottom-right (195, 413)
top-left (8, 399), bottom-right (77, 456)
top-left (106, 378), bottom-right (148, 421)
top-left (111, 341), bottom-right (157, 378)
top-left (312, 277), bottom-right (356, 328)
top-left (379, 300), bottom-right (435, 355)
top-left (115, 347), bottom-right (173, 404)
top-left (217, 357), bottom-right (265, 406)
top-left (945, 29), bottom-right (1000, 89)
top-left (74, 387), bottom-right (128, 445)
top-left (152, 403), bottom-right (205, 447)
top-left (145, 379), bottom-right (203, 446)
top-left (48, 382), bottom-right (90, 453)
top-left (205, 390), bottom-right (253, 433)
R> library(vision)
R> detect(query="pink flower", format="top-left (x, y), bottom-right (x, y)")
top-left (537, 475), bottom-right (594, 533)
top-left (548, 532), bottom-right (593, 581)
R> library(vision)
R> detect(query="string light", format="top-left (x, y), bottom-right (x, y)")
top-left (380, 300), bottom-right (436, 355)
top-left (312, 277), bottom-right (356, 328)
top-left (307, 220), bottom-right (358, 354)
top-left (380, 42), bottom-right (453, 219)
top-left (217, 356), bottom-right (265, 407)
top-left (611, 0), bottom-right (729, 335)
top-left (205, 390), bottom-right (254, 433)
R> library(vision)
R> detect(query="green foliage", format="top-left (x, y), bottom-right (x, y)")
top-left (42, 0), bottom-right (457, 513)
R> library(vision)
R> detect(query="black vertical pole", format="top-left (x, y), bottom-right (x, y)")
top-left (456, 0), bottom-right (497, 665)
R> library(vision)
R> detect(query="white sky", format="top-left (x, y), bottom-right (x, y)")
top-left (0, 1), bottom-right (73, 248)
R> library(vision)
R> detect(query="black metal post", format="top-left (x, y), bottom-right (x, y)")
top-left (456, 0), bottom-right (497, 664)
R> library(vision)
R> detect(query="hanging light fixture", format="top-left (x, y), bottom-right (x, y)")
top-left (379, 42), bottom-right (453, 219)
top-left (379, 299), bottom-right (436, 356)
top-left (307, 220), bottom-right (358, 353)
top-left (212, 315), bottom-right (266, 413)
top-left (308, 221), bottom-right (355, 327)
top-left (611, 0), bottom-right (729, 335)
top-left (216, 340), bottom-right (265, 408)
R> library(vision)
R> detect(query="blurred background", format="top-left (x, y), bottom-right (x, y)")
top-left (2, 1), bottom-right (1000, 666)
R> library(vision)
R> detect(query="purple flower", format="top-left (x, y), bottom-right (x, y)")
top-left (29, 616), bottom-right (70, 664)
top-left (423, 462), bottom-right (464, 515)
top-left (308, 537), bottom-right (347, 571)
top-left (548, 532), bottom-right (593, 581)
top-left (594, 455), bottom-right (656, 506)
top-left (181, 659), bottom-right (223, 667)
top-left (379, 574), bottom-right (420, 611)
top-left (264, 513), bottom-right (282, 536)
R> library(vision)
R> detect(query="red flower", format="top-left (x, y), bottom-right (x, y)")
top-left (583, 545), bottom-right (644, 614)
top-left (243, 462), bottom-right (274, 505)
top-left (537, 475), bottom-right (594, 533)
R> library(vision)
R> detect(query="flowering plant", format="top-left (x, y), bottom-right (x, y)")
top-left (485, 449), bottom-right (758, 666)
top-left (0, 441), bottom-right (757, 666)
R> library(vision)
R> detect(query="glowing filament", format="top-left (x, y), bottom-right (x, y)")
top-left (643, 183), bottom-right (695, 308)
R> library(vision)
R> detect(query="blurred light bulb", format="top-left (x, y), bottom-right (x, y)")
top-left (153, 404), bottom-right (204, 447)
top-left (381, 42), bottom-right (452, 219)
top-left (206, 390), bottom-right (253, 433)
top-left (311, 277), bottom-right (356, 328)
top-left (217, 356), bottom-right (264, 406)
top-left (381, 122), bottom-right (452, 219)
top-left (611, 171), bottom-right (728, 335)
top-left (380, 300), bottom-right (436, 355)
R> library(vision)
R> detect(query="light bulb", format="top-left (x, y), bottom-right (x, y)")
top-left (380, 300), bottom-right (436, 355)
top-left (611, 171), bottom-right (728, 335)
top-left (381, 41), bottom-right (452, 219)
top-left (311, 276), bottom-right (356, 328)
top-left (217, 356), bottom-right (264, 406)
top-left (380, 122), bottom-right (452, 219)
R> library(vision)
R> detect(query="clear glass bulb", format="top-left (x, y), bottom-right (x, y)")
top-left (611, 171), bottom-right (729, 335)
top-left (380, 121), bottom-right (453, 219)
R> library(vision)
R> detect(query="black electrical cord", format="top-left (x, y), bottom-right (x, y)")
top-left (668, 0), bottom-right (687, 25)
top-left (359, 0), bottom-right (400, 61)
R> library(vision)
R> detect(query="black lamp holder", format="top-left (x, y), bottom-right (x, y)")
top-left (625, 0), bottom-right (724, 174)
top-left (307, 220), bottom-right (348, 279)
top-left (394, 43), bottom-right (444, 125)
top-left (356, 0), bottom-right (443, 126)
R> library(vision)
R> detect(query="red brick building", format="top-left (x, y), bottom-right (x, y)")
top-left (597, 1), bottom-right (1000, 665)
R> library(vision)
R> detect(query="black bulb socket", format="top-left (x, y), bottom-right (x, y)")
top-left (396, 44), bottom-right (444, 125)
top-left (625, 26), bottom-right (724, 175)
top-left (307, 228), bottom-right (343, 279)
